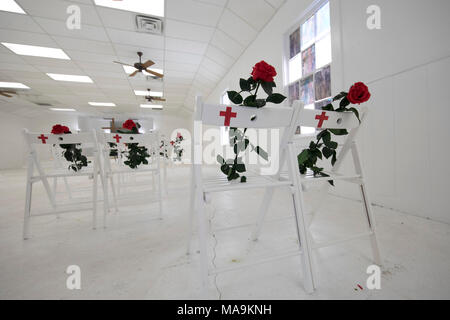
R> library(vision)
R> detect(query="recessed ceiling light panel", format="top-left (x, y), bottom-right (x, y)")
top-left (49, 108), bottom-right (76, 112)
top-left (134, 90), bottom-right (163, 97)
top-left (0, 0), bottom-right (26, 14)
top-left (94, 0), bottom-right (164, 17)
top-left (89, 102), bottom-right (116, 107)
top-left (140, 104), bottom-right (163, 109)
top-left (47, 73), bottom-right (93, 83)
top-left (2, 43), bottom-right (70, 60)
top-left (0, 82), bottom-right (30, 89)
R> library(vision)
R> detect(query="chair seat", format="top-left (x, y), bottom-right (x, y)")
top-left (280, 170), bottom-right (361, 183)
top-left (202, 171), bottom-right (292, 193)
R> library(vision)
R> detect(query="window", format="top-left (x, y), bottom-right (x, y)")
top-left (286, 1), bottom-right (331, 135)
top-left (220, 91), bottom-right (230, 146)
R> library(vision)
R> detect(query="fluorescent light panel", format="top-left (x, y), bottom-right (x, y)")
top-left (94, 0), bottom-right (164, 17)
top-left (0, 0), bottom-right (26, 14)
top-left (134, 90), bottom-right (163, 97)
top-left (47, 73), bottom-right (93, 83)
top-left (49, 108), bottom-right (76, 112)
top-left (140, 104), bottom-right (163, 109)
top-left (122, 65), bottom-right (164, 77)
top-left (2, 43), bottom-right (70, 60)
top-left (89, 102), bottom-right (116, 107)
top-left (0, 82), bottom-right (29, 89)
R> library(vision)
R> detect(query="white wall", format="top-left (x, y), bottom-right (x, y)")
top-left (207, 0), bottom-right (450, 222)
top-left (0, 111), bottom-right (31, 169)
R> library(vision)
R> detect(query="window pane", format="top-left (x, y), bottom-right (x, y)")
top-left (288, 81), bottom-right (300, 104)
top-left (316, 1), bottom-right (330, 39)
top-left (289, 28), bottom-right (300, 58)
top-left (315, 33), bottom-right (331, 69)
top-left (301, 44), bottom-right (315, 76)
top-left (314, 65), bottom-right (331, 101)
top-left (301, 15), bottom-right (315, 50)
top-left (288, 54), bottom-right (302, 83)
top-left (300, 75), bottom-right (314, 105)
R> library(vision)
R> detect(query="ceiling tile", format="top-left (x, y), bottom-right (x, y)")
top-left (165, 19), bottom-right (215, 43)
top-left (166, 0), bottom-right (224, 26)
top-left (217, 9), bottom-right (257, 46)
top-left (228, 0), bottom-right (275, 31)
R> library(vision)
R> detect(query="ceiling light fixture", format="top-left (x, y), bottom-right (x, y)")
top-left (94, 0), bottom-right (164, 17)
top-left (122, 65), bottom-right (163, 77)
top-left (47, 73), bottom-right (93, 83)
top-left (0, 0), bottom-right (26, 14)
top-left (140, 104), bottom-right (163, 109)
top-left (2, 43), bottom-right (70, 60)
top-left (0, 82), bottom-right (30, 89)
top-left (89, 102), bottom-right (116, 107)
top-left (49, 108), bottom-right (76, 112)
top-left (134, 90), bottom-right (163, 97)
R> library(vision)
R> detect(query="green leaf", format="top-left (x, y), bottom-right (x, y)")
top-left (261, 81), bottom-right (274, 95)
top-left (255, 146), bottom-right (268, 161)
top-left (255, 99), bottom-right (266, 108)
top-left (331, 152), bottom-right (337, 166)
top-left (348, 107), bottom-right (361, 123)
top-left (325, 140), bottom-right (338, 149)
top-left (312, 148), bottom-right (322, 160)
top-left (235, 163), bottom-right (246, 173)
top-left (339, 96), bottom-right (350, 108)
top-left (266, 93), bottom-right (286, 104)
top-left (297, 149), bottom-right (310, 165)
top-left (328, 180), bottom-right (335, 186)
top-left (227, 91), bottom-right (243, 104)
top-left (321, 103), bottom-right (334, 111)
top-left (217, 154), bottom-right (225, 164)
top-left (322, 146), bottom-right (333, 159)
top-left (321, 130), bottom-right (331, 144)
top-left (333, 91), bottom-right (347, 101)
top-left (221, 164), bottom-right (230, 175)
top-left (240, 176), bottom-right (247, 183)
top-left (239, 78), bottom-right (250, 91)
top-left (243, 94), bottom-right (257, 107)
top-left (329, 128), bottom-right (348, 135)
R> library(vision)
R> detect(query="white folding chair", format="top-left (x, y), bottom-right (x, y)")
top-left (252, 104), bottom-right (382, 282)
top-left (99, 131), bottom-right (163, 226)
top-left (159, 135), bottom-right (169, 194)
top-left (187, 96), bottom-right (315, 295)
top-left (22, 129), bottom-right (105, 239)
top-left (50, 145), bottom-right (73, 200)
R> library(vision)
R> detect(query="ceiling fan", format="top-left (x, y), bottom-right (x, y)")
top-left (113, 52), bottom-right (163, 78)
top-left (0, 90), bottom-right (17, 98)
top-left (144, 89), bottom-right (166, 102)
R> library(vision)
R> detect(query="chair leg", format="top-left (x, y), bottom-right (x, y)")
top-left (157, 171), bottom-right (163, 219)
top-left (23, 180), bottom-right (33, 240)
top-left (187, 185), bottom-right (197, 255)
top-left (360, 183), bottom-right (382, 266)
top-left (250, 187), bottom-right (274, 241)
top-left (109, 176), bottom-right (118, 213)
top-left (92, 163), bottom-right (98, 230)
top-left (103, 174), bottom-right (109, 228)
top-left (196, 189), bottom-right (209, 294)
top-left (291, 190), bottom-right (315, 294)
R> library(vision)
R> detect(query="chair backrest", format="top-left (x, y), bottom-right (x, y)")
top-left (23, 129), bottom-right (99, 148)
top-left (195, 96), bottom-right (297, 129)
top-left (296, 106), bottom-right (367, 130)
top-left (101, 132), bottom-right (158, 145)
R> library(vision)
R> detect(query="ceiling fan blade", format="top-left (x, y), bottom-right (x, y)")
top-left (129, 70), bottom-right (139, 77)
top-left (144, 68), bottom-right (164, 78)
top-left (0, 92), bottom-right (13, 98)
top-left (142, 60), bottom-right (155, 68)
top-left (154, 97), bottom-right (166, 101)
top-left (113, 61), bottom-right (134, 67)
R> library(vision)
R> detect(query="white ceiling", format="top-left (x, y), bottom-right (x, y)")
top-left (0, 0), bottom-right (285, 118)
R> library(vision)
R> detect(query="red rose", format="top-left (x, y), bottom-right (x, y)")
top-left (347, 82), bottom-right (371, 104)
top-left (251, 60), bottom-right (277, 83)
top-left (51, 124), bottom-right (70, 134)
top-left (122, 119), bottom-right (136, 130)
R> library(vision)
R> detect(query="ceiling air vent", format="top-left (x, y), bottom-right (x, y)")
top-left (136, 15), bottom-right (163, 35)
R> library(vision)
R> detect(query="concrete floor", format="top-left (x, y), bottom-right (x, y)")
top-left (0, 165), bottom-right (449, 299)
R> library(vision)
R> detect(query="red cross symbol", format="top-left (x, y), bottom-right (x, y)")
top-left (315, 111), bottom-right (329, 128)
top-left (113, 134), bottom-right (122, 143)
top-left (219, 106), bottom-right (237, 127)
top-left (38, 134), bottom-right (48, 144)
